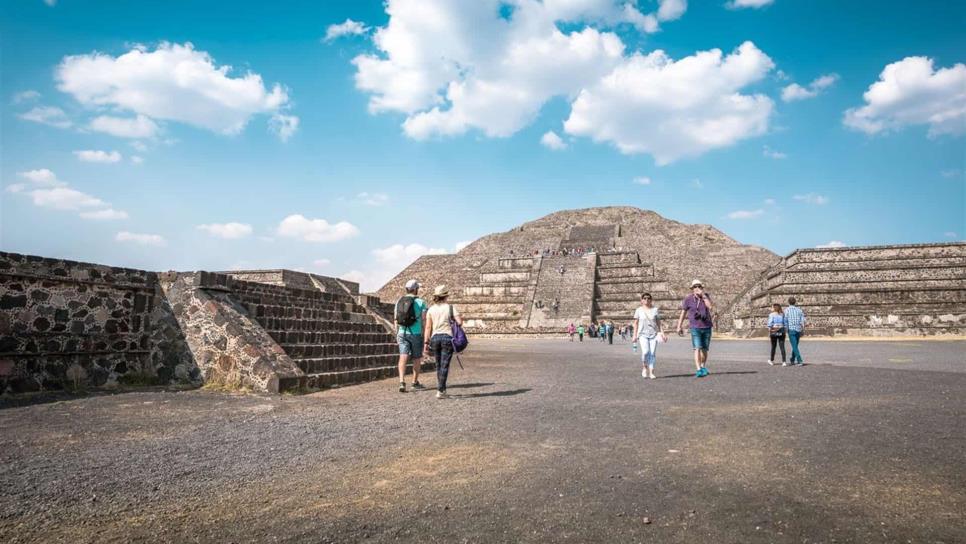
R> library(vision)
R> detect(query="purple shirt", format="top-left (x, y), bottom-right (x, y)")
top-left (681, 293), bottom-right (713, 329)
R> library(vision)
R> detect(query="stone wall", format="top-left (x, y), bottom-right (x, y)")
top-left (0, 252), bottom-right (196, 394)
top-left (725, 242), bottom-right (966, 337)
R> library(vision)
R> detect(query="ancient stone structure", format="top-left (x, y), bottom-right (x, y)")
top-left (1, 253), bottom-right (418, 395)
top-left (724, 242), bottom-right (966, 336)
top-left (379, 207), bottom-right (778, 334)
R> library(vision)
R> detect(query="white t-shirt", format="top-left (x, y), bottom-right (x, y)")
top-left (427, 303), bottom-right (461, 337)
top-left (634, 306), bottom-right (660, 338)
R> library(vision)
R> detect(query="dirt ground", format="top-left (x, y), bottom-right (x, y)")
top-left (2, 337), bottom-right (964, 543)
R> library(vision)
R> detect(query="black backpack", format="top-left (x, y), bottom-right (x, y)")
top-left (395, 295), bottom-right (418, 327)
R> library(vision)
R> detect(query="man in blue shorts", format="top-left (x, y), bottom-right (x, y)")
top-left (395, 279), bottom-right (427, 392)
top-left (676, 279), bottom-right (714, 378)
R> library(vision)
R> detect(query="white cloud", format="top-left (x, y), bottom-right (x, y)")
top-left (727, 209), bottom-right (764, 219)
top-left (277, 214), bottom-right (360, 242)
top-left (18, 168), bottom-right (65, 186)
top-left (541, 130), bottom-right (567, 150)
top-left (844, 56), bottom-right (966, 137)
top-left (130, 141), bottom-right (148, 152)
top-left (324, 19), bottom-right (370, 42)
top-left (80, 208), bottom-right (129, 220)
top-left (793, 193), bottom-right (829, 205)
top-left (373, 243), bottom-right (447, 264)
top-left (90, 114), bottom-right (159, 139)
top-left (816, 240), bottom-right (846, 248)
top-left (30, 187), bottom-right (105, 210)
top-left (73, 149), bottom-right (122, 163)
top-left (197, 222), bottom-right (253, 239)
top-left (341, 270), bottom-right (369, 287)
top-left (5, 184), bottom-right (26, 193)
top-left (12, 90), bottom-right (41, 104)
top-left (312, 258), bottom-right (332, 268)
top-left (943, 231), bottom-right (958, 238)
top-left (632, 176), bottom-right (652, 185)
top-left (269, 113), bottom-right (299, 142)
top-left (455, 240), bottom-right (472, 252)
top-left (356, 192), bottom-right (389, 206)
top-left (18, 106), bottom-right (72, 129)
top-left (116, 231), bottom-right (166, 246)
top-left (131, 155), bottom-right (144, 165)
top-left (564, 41), bottom-right (775, 164)
top-left (764, 198), bottom-right (776, 205)
top-left (781, 73), bottom-right (839, 102)
top-left (762, 145), bottom-right (786, 159)
top-left (941, 169), bottom-right (961, 178)
top-left (726, 0), bottom-right (774, 9)
top-left (57, 42), bottom-right (293, 136)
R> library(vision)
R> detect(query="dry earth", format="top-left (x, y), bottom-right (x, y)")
top-left (1, 337), bottom-right (964, 543)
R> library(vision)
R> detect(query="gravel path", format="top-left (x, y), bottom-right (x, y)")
top-left (2, 337), bottom-right (964, 543)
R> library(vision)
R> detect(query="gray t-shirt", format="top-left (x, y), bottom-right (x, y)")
top-left (634, 306), bottom-right (660, 338)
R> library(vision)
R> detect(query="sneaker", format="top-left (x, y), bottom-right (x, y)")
top-left (768, 359), bottom-right (775, 366)
top-left (695, 369), bottom-right (703, 378)
top-left (648, 372), bottom-right (656, 380)
top-left (642, 367), bottom-right (648, 378)
top-left (782, 362), bottom-right (789, 367)
top-left (399, 382), bottom-right (406, 393)
top-left (412, 381), bottom-right (425, 389)
top-left (436, 390), bottom-right (447, 399)
top-left (701, 368), bottom-right (710, 377)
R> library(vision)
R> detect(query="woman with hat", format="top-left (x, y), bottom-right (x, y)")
top-left (423, 285), bottom-right (463, 399)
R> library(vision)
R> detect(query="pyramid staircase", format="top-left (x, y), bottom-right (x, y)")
top-left (449, 257), bottom-right (536, 332)
top-left (592, 251), bottom-right (677, 324)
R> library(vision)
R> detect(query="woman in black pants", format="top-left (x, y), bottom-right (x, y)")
top-left (767, 303), bottom-right (787, 366)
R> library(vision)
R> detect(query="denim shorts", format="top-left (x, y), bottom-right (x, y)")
top-left (690, 327), bottom-right (712, 351)
top-left (397, 331), bottom-right (423, 358)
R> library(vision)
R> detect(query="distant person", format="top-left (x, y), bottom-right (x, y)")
top-left (600, 322), bottom-right (608, 343)
top-left (767, 303), bottom-right (787, 366)
top-left (577, 324), bottom-right (585, 342)
top-left (606, 321), bottom-right (614, 345)
top-left (394, 279), bottom-right (427, 393)
top-left (676, 279), bottom-right (714, 378)
top-left (633, 293), bottom-right (667, 379)
top-left (567, 322), bottom-right (576, 342)
top-left (784, 297), bottom-right (807, 365)
top-left (424, 285), bottom-right (463, 399)
top-left (589, 323), bottom-right (597, 338)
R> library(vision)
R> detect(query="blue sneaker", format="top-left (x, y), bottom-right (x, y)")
top-left (695, 369), bottom-right (703, 378)
top-left (701, 367), bottom-right (710, 377)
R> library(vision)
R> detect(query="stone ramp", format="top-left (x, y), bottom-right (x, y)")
top-left (726, 242), bottom-right (966, 336)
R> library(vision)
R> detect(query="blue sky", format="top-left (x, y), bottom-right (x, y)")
top-left (2, 0), bottom-right (964, 290)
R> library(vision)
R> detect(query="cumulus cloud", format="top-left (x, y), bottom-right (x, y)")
top-left (80, 208), bottom-right (129, 220)
top-left (794, 193), bottom-right (829, 205)
top-left (324, 19), bottom-right (370, 42)
top-left (18, 169), bottom-right (65, 186)
top-left (116, 231), bottom-right (166, 246)
top-left (762, 145), bottom-right (786, 159)
top-left (781, 73), bottom-right (839, 102)
top-left (130, 155), bottom-right (144, 165)
top-left (57, 42), bottom-right (295, 137)
top-left (844, 56), bottom-right (966, 137)
top-left (18, 106), bottom-right (72, 129)
top-left (74, 149), bottom-right (122, 163)
top-left (816, 240), bottom-right (846, 248)
top-left (5, 184), bottom-right (26, 194)
top-left (276, 214), bottom-right (360, 242)
top-left (356, 192), bottom-right (389, 206)
top-left (565, 41), bottom-right (775, 164)
top-left (726, 0), bottom-right (774, 9)
top-left (30, 187), bottom-right (105, 210)
top-left (373, 243), bottom-right (447, 264)
top-left (632, 176), bottom-right (652, 185)
top-left (541, 130), bottom-right (567, 150)
top-left (269, 113), bottom-right (299, 142)
top-left (197, 222), bottom-right (253, 239)
top-left (727, 209), bottom-right (764, 219)
top-left (90, 114), bottom-right (159, 139)
top-left (12, 90), bottom-right (41, 104)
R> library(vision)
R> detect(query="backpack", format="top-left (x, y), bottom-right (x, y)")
top-left (394, 295), bottom-right (418, 328)
top-left (449, 305), bottom-right (468, 353)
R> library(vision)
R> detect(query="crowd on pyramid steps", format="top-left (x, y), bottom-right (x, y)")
top-left (391, 277), bottom-right (807, 395)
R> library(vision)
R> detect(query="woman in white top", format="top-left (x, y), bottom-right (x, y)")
top-left (632, 292), bottom-right (668, 379)
top-left (423, 285), bottom-right (463, 399)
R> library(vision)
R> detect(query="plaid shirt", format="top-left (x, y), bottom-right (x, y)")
top-left (783, 306), bottom-right (806, 332)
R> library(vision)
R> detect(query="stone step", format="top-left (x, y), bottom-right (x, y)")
top-left (788, 245), bottom-right (965, 266)
top-left (461, 311), bottom-right (524, 319)
top-left (281, 342), bottom-right (397, 359)
top-left (270, 330), bottom-right (393, 345)
top-left (463, 286), bottom-right (529, 296)
top-left (734, 313), bottom-right (964, 330)
top-left (596, 267), bottom-right (656, 280)
top-left (748, 289), bottom-right (966, 306)
top-left (594, 300), bottom-right (678, 312)
top-left (448, 296), bottom-right (527, 304)
top-left (777, 266), bottom-right (966, 284)
top-left (244, 302), bottom-right (362, 320)
top-left (737, 302), bottom-right (965, 316)
top-left (480, 271), bottom-right (531, 283)
top-left (758, 278), bottom-right (963, 294)
top-left (295, 353), bottom-right (399, 373)
top-left (787, 256), bottom-right (966, 272)
top-left (262, 319), bottom-right (385, 334)
top-left (232, 285), bottom-right (353, 305)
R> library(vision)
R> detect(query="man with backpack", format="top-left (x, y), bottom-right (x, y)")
top-left (395, 279), bottom-right (427, 393)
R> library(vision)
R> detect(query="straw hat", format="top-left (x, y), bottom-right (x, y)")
top-left (433, 285), bottom-right (449, 297)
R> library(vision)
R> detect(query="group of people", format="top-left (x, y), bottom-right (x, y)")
top-left (392, 277), bottom-right (808, 395)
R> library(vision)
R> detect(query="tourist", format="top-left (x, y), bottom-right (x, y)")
top-left (577, 323), bottom-right (585, 342)
top-left (423, 285), bottom-right (463, 399)
top-left (633, 293), bottom-right (667, 379)
top-left (676, 279), bottom-right (714, 377)
top-left (606, 321), bottom-right (614, 345)
top-left (600, 322), bottom-right (608, 342)
top-left (767, 303), bottom-right (788, 366)
top-left (567, 322), bottom-right (576, 342)
top-left (395, 279), bottom-right (427, 393)
top-left (589, 322), bottom-right (597, 338)
top-left (784, 297), bottom-right (807, 365)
